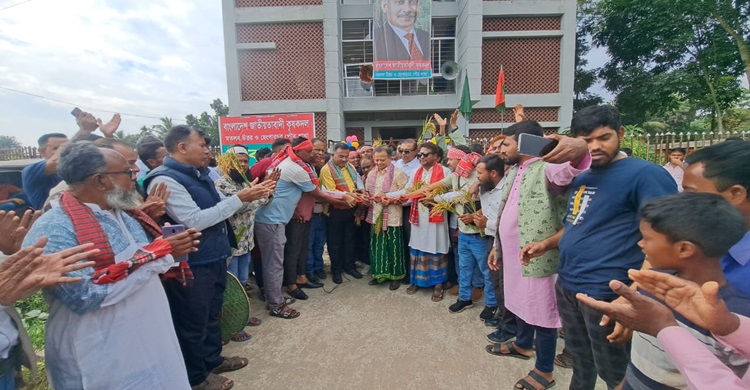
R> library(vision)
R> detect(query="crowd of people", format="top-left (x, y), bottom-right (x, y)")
top-left (1, 103), bottom-right (749, 390)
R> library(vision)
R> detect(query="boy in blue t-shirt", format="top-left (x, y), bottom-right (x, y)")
top-left (21, 133), bottom-right (68, 210)
top-left (624, 192), bottom-right (750, 389)
top-left (556, 105), bottom-right (678, 389)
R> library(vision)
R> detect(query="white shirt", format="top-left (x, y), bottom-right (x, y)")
top-left (478, 176), bottom-right (507, 237)
top-left (394, 158), bottom-right (421, 182)
top-left (663, 163), bottom-right (684, 192)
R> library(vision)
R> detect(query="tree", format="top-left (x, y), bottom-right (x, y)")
top-left (574, 1), bottom-right (603, 111)
top-left (0, 135), bottom-right (22, 149)
top-left (185, 99), bottom-right (229, 146)
top-left (592, 0), bottom-right (745, 130)
top-left (153, 117), bottom-right (175, 138)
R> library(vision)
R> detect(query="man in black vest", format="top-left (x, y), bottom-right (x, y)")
top-left (145, 125), bottom-right (275, 390)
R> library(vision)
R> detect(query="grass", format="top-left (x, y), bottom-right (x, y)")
top-left (15, 292), bottom-right (50, 390)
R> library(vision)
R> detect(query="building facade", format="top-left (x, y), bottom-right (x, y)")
top-left (222, 0), bottom-right (576, 144)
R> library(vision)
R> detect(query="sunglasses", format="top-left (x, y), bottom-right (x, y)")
top-left (416, 152), bottom-right (434, 158)
top-left (397, 149), bottom-right (414, 153)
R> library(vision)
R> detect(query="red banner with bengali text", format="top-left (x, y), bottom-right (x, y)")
top-left (218, 113), bottom-right (315, 149)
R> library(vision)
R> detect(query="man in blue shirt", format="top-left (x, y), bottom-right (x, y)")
top-left (682, 140), bottom-right (750, 297)
top-left (22, 133), bottom-right (68, 210)
top-left (555, 105), bottom-right (678, 390)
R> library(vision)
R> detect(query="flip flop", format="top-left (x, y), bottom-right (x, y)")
top-left (485, 342), bottom-right (531, 360)
top-left (230, 330), bottom-right (252, 343)
top-left (515, 370), bottom-right (556, 389)
top-left (406, 285), bottom-right (419, 295)
top-left (211, 356), bottom-right (249, 374)
top-left (431, 288), bottom-right (444, 302)
top-left (247, 317), bottom-right (262, 327)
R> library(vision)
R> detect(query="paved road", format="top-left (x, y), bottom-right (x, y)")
top-left (222, 274), bottom-right (608, 390)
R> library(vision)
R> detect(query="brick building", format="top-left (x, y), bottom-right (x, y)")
top-left (221, 0), bottom-right (576, 144)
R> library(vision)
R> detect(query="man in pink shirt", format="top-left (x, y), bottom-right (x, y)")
top-left (485, 121), bottom-right (590, 390)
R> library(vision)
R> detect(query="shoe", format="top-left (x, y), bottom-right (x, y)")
top-left (449, 299), bottom-right (474, 314)
top-left (355, 260), bottom-right (365, 268)
top-left (332, 272), bottom-right (343, 284)
top-left (471, 287), bottom-right (483, 301)
top-left (484, 317), bottom-right (502, 328)
top-left (306, 273), bottom-right (320, 283)
top-left (315, 269), bottom-right (327, 280)
top-left (345, 268), bottom-right (363, 279)
top-left (389, 281), bottom-right (400, 290)
top-left (299, 281), bottom-right (324, 289)
top-left (368, 278), bottom-right (381, 286)
top-left (487, 329), bottom-right (513, 344)
top-left (480, 306), bottom-right (498, 320)
top-left (288, 288), bottom-right (308, 300)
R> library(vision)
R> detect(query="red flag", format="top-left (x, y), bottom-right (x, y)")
top-left (494, 66), bottom-right (506, 112)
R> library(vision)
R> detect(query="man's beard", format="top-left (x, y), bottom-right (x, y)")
top-left (229, 169), bottom-right (250, 184)
top-left (479, 180), bottom-right (495, 194)
top-left (105, 185), bottom-right (143, 210)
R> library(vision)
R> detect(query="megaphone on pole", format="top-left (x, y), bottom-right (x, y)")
top-left (440, 61), bottom-right (460, 80)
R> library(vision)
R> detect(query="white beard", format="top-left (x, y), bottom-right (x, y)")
top-left (105, 185), bottom-right (143, 210)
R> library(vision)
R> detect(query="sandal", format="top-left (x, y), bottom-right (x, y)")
top-left (485, 341), bottom-right (532, 360)
top-left (515, 370), bottom-right (556, 390)
top-left (554, 349), bottom-right (573, 369)
top-left (229, 330), bottom-right (252, 343)
top-left (247, 317), bottom-right (262, 327)
top-left (270, 304), bottom-right (301, 319)
top-left (192, 373), bottom-right (234, 390)
top-left (406, 284), bottom-right (419, 295)
top-left (211, 356), bottom-right (248, 374)
top-left (431, 288), bottom-right (444, 302)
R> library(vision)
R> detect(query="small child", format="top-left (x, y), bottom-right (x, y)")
top-left (624, 192), bottom-right (750, 389)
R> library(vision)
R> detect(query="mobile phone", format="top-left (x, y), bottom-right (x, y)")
top-left (162, 224), bottom-right (187, 263)
top-left (71, 107), bottom-right (83, 118)
top-left (518, 133), bottom-right (558, 157)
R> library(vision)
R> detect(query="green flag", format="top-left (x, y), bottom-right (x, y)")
top-left (458, 72), bottom-right (478, 122)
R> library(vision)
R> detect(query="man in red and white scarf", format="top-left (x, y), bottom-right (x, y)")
top-left (21, 142), bottom-right (201, 389)
top-left (399, 142), bottom-right (452, 301)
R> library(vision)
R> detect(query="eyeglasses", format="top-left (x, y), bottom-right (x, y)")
top-left (416, 152), bottom-right (434, 158)
top-left (99, 168), bottom-right (136, 178)
top-left (397, 149), bottom-right (414, 154)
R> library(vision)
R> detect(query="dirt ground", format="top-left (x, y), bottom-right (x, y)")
top-left (221, 270), bottom-right (608, 390)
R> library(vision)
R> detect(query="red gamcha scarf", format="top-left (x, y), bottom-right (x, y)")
top-left (270, 143), bottom-right (318, 185)
top-left (409, 164), bottom-right (445, 226)
top-left (59, 191), bottom-right (192, 285)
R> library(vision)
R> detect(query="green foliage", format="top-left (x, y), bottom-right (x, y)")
top-left (574, 2), bottom-right (603, 112)
top-left (15, 291), bottom-right (48, 351)
top-left (591, 0), bottom-right (746, 129)
top-left (0, 135), bottom-right (22, 148)
top-left (185, 99), bottom-right (229, 146)
top-left (622, 125), bottom-right (656, 162)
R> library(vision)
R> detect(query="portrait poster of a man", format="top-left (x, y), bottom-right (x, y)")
top-left (372, 0), bottom-right (432, 80)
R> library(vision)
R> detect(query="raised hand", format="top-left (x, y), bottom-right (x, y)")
top-left (433, 113), bottom-right (447, 127)
top-left (160, 228), bottom-right (201, 259)
top-left (140, 182), bottom-right (170, 219)
top-left (265, 168), bottom-right (281, 183)
top-left (0, 210), bottom-right (41, 255)
top-left (97, 113), bottom-right (122, 138)
top-left (450, 109), bottom-right (460, 130)
top-left (0, 238), bottom-right (98, 305)
top-left (577, 280), bottom-right (677, 338)
top-left (541, 134), bottom-right (589, 165)
top-left (76, 111), bottom-right (99, 136)
top-left (237, 184), bottom-right (271, 203)
top-left (513, 104), bottom-right (525, 123)
top-left (629, 269), bottom-right (739, 336)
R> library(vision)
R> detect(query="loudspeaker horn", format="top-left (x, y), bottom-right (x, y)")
top-left (440, 61), bottom-right (460, 80)
top-left (359, 65), bottom-right (374, 91)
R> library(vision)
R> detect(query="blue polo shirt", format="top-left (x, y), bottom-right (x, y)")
top-left (21, 160), bottom-right (61, 210)
top-left (723, 231), bottom-right (750, 297)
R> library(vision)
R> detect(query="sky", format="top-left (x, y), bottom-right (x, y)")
top-left (0, 0), bottom-right (611, 148)
top-left (0, 0), bottom-right (227, 147)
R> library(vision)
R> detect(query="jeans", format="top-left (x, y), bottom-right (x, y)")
top-left (0, 370), bottom-right (14, 390)
top-left (457, 233), bottom-right (495, 306)
top-left (227, 252), bottom-right (251, 285)
top-left (307, 213), bottom-right (326, 274)
top-left (514, 316), bottom-right (558, 373)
